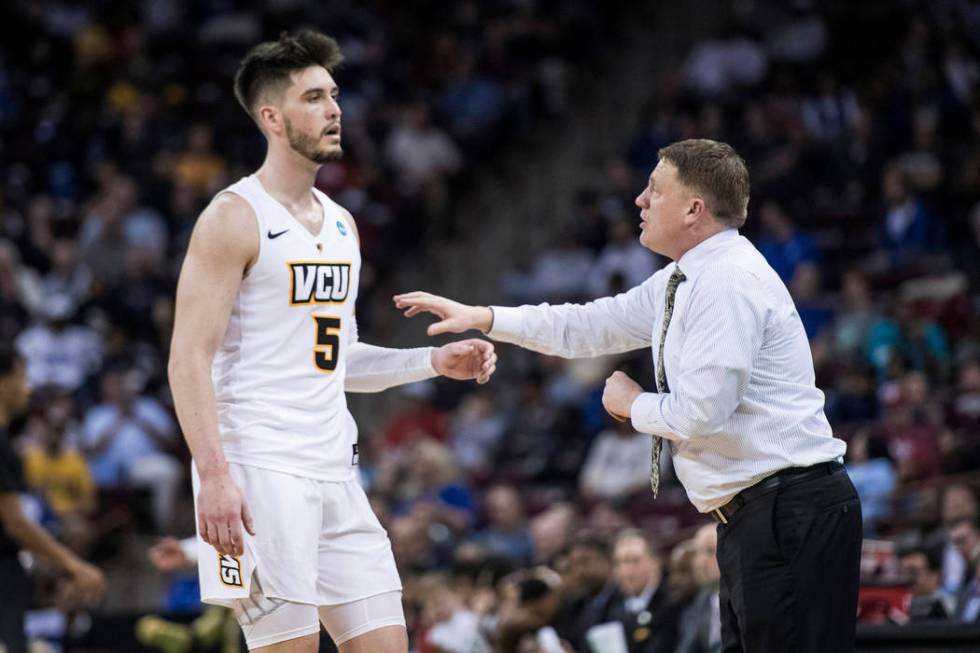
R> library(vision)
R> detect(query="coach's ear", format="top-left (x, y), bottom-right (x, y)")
top-left (684, 197), bottom-right (707, 227)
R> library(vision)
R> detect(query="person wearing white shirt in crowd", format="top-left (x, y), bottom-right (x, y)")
top-left (579, 418), bottom-right (654, 502)
top-left (395, 138), bottom-right (862, 653)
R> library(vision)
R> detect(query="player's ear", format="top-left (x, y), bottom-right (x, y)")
top-left (257, 104), bottom-right (283, 136)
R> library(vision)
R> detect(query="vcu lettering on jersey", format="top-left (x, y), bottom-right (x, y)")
top-left (289, 262), bottom-right (352, 305)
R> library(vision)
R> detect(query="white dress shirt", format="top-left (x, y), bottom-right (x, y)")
top-left (488, 229), bottom-right (845, 512)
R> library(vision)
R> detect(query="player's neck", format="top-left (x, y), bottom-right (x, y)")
top-left (255, 149), bottom-right (319, 209)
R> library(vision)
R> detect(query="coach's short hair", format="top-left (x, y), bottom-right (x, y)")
top-left (233, 30), bottom-right (343, 121)
top-left (658, 139), bottom-right (750, 229)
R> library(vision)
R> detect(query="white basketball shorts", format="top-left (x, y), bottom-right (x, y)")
top-left (191, 462), bottom-right (402, 607)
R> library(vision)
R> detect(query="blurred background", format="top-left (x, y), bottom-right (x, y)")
top-left (0, 0), bottom-right (979, 651)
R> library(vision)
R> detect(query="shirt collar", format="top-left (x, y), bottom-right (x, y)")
top-left (675, 228), bottom-right (740, 277)
top-left (624, 581), bottom-right (658, 612)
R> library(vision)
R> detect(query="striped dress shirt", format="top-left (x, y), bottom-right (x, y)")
top-left (488, 228), bottom-right (845, 513)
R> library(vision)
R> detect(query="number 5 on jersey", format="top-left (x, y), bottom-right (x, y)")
top-left (312, 316), bottom-right (341, 371)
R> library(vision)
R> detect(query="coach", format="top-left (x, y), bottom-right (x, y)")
top-left (395, 138), bottom-right (863, 652)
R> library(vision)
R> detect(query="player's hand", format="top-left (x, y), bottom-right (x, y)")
top-left (66, 559), bottom-right (106, 603)
top-left (149, 536), bottom-right (190, 572)
top-left (602, 371), bottom-right (643, 422)
top-left (432, 339), bottom-right (497, 384)
top-left (197, 472), bottom-right (255, 557)
top-left (393, 291), bottom-right (493, 335)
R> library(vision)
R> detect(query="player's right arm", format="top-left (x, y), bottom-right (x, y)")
top-left (168, 193), bottom-right (257, 557)
top-left (394, 276), bottom-right (660, 359)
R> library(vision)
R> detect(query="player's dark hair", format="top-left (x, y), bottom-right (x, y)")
top-left (233, 30), bottom-right (343, 121)
top-left (658, 139), bottom-right (750, 228)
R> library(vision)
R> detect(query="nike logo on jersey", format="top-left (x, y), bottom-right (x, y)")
top-left (268, 228), bottom-right (289, 239)
top-left (289, 262), bottom-right (352, 304)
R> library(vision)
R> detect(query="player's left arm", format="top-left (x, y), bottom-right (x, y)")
top-left (337, 208), bottom-right (497, 392)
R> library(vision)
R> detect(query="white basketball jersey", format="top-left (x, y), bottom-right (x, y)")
top-left (211, 175), bottom-right (361, 481)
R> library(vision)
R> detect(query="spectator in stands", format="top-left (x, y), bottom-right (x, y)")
top-left (503, 233), bottom-right (594, 304)
top-left (868, 297), bottom-right (951, 384)
top-left (398, 439), bottom-right (475, 533)
top-left (448, 391), bottom-right (507, 477)
top-left (15, 294), bottom-right (103, 392)
top-left (877, 166), bottom-right (939, 269)
top-left (0, 240), bottom-right (37, 341)
top-left (878, 393), bottom-right (942, 482)
top-left (754, 200), bottom-right (819, 283)
top-left (826, 269), bottom-right (880, 367)
top-left (553, 535), bottom-right (617, 652)
top-left (494, 567), bottom-right (564, 653)
top-left (677, 524), bottom-right (722, 653)
top-left (171, 123), bottom-right (227, 197)
top-left (587, 220), bottom-right (658, 298)
top-left (945, 359), bottom-right (980, 472)
top-left (419, 574), bottom-right (491, 653)
top-left (530, 503), bottom-right (578, 566)
top-left (384, 102), bottom-right (462, 196)
top-left (789, 261), bottom-right (834, 341)
top-left (950, 518), bottom-right (980, 592)
top-left (382, 380), bottom-right (449, 450)
top-left (80, 366), bottom-right (180, 532)
top-left (579, 418), bottom-right (654, 502)
top-left (845, 430), bottom-right (897, 535)
top-left (955, 549), bottom-right (980, 622)
top-left (39, 237), bottom-right (91, 309)
top-left (606, 529), bottom-right (679, 653)
top-left (22, 407), bottom-right (96, 553)
top-left (933, 485), bottom-right (980, 595)
top-left (471, 484), bottom-right (534, 564)
top-left (899, 546), bottom-right (955, 621)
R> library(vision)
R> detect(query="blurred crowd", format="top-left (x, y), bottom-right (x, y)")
top-left (1, 0), bottom-right (980, 652)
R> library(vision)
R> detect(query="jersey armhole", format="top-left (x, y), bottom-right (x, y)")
top-left (216, 189), bottom-right (262, 278)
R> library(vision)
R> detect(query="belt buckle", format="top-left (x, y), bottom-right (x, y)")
top-left (712, 508), bottom-right (729, 524)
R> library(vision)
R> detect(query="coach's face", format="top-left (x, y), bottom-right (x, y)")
top-left (635, 160), bottom-right (694, 260)
top-left (279, 65), bottom-right (343, 163)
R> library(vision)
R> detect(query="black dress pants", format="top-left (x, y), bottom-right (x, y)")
top-left (716, 465), bottom-right (862, 653)
top-left (0, 556), bottom-right (30, 653)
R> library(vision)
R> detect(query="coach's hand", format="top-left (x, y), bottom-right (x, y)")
top-left (198, 472), bottom-right (255, 557)
top-left (394, 292), bottom-right (493, 335)
top-left (433, 339), bottom-right (497, 384)
top-left (602, 371), bottom-right (643, 422)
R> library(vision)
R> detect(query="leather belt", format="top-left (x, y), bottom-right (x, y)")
top-left (710, 461), bottom-right (843, 525)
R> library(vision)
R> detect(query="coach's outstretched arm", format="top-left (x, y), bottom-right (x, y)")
top-left (394, 278), bottom-right (658, 359)
top-left (336, 210), bottom-right (497, 391)
top-left (169, 193), bottom-right (257, 558)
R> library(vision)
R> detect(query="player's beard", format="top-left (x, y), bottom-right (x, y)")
top-left (285, 118), bottom-right (341, 164)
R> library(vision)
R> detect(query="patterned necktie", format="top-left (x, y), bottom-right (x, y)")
top-left (651, 266), bottom-right (686, 497)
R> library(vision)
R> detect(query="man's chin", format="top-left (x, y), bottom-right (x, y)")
top-left (312, 147), bottom-right (343, 164)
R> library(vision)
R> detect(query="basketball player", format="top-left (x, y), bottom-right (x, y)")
top-left (168, 31), bottom-right (497, 653)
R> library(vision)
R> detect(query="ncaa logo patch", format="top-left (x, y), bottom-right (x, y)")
top-left (336, 220), bottom-right (347, 236)
top-left (219, 553), bottom-right (243, 587)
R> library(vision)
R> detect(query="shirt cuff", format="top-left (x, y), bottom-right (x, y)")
top-left (630, 392), bottom-right (675, 439)
top-left (486, 306), bottom-right (524, 342)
